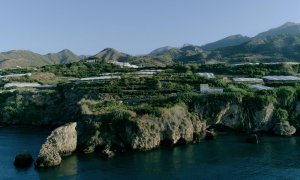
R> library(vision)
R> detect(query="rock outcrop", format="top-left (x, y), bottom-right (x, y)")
top-left (253, 103), bottom-right (275, 131)
top-left (77, 105), bottom-right (206, 154)
top-left (14, 153), bottom-right (34, 168)
top-left (273, 121), bottom-right (296, 136)
top-left (36, 122), bottom-right (77, 168)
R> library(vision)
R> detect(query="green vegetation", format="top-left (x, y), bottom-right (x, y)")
top-left (1, 58), bottom-right (300, 133)
top-left (273, 108), bottom-right (289, 123)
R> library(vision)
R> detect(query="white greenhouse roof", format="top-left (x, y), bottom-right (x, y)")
top-left (248, 84), bottom-right (273, 90)
top-left (262, 76), bottom-right (300, 81)
top-left (0, 73), bottom-right (32, 78)
top-left (232, 78), bottom-right (263, 82)
top-left (197, 73), bottom-right (215, 79)
top-left (4, 82), bottom-right (41, 88)
top-left (78, 76), bottom-right (121, 81)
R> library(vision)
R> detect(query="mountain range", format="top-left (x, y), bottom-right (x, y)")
top-left (1, 22), bottom-right (300, 69)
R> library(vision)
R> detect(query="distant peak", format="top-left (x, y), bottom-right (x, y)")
top-left (280, 22), bottom-right (299, 28)
top-left (59, 49), bottom-right (73, 54)
top-left (182, 43), bottom-right (194, 47)
top-left (102, 48), bottom-right (118, 52)
top-left (223, 34), bottom-right (249, 40)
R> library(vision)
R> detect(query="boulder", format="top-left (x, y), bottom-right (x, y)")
top-left (101, 145), bottom-right (115, 159)
top-left (14, 153), bottom-right (34, 168)
top-left (246, 134), bottom-right (259, 144)
top-left (273, 121), bottom-right (296, 136)
top-left (36, 122), bottom-right (77, 168)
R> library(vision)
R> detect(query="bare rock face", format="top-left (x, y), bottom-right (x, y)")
top-left (273, 121), bottom-right (296, 136)
top-left (77, 105), bottom-right (207, 154)
top-left (77, 121), bottom-right (103, 154)
top-left (119, 105), bottom-right (206, 150)
top-left (218, 104), bottom-right (243, 129)
top-left (36, 122), bottom-right (77, 168)
top-left (253, 103), bottom-right (275, 131)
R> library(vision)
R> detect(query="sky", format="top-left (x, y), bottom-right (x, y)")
top-left (0, 0), bottom-right (300, 55)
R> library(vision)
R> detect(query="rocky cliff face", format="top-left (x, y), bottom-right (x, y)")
top-left (37, 105), bottom-right (207, 167)
top-left (37, 97), bottom-right (300, 168)
top-left (36, 122), bottom-right (77, 168)
top-left (77, 105), bottom-right (206, 153)
top-left (194, 100), bottom-right (296, 135)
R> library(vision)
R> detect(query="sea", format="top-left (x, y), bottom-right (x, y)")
top-left (1, 127), bottom-right (300, 180)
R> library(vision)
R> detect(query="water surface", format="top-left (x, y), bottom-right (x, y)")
top-left (1, 128), bottom-right (300, 180)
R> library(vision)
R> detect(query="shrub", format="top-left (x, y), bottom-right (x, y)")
top-left (273, 108), bottom-right (289, 123)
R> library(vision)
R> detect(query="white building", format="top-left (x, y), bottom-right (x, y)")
top-left (112, 61), bottom-right (139, 68)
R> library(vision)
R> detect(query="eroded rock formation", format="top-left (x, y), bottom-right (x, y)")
top-left (35, 122), bottom-right (77, 168)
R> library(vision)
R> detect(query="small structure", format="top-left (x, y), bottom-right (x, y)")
top-left (136, 69), bottom-right (164, 76)
top-left (0, 73), bottom-right (32, 79)
top-left (200, 84), bottom-right (223, 93)
top-left (112, 61), bottom-right (139, 68)
top-left (200, 84), bottom-right (209, 93)
top-left (248, 84), bottom-right (273, 90)
top-left (76, 76), bottom-right (121, 81)
top-left (262, 76), bottom-right (300, 83)
top-left (4, 82), bottom-right (41, 89)
top-left (232, 78), bottom-right (263, 84)
top-left (86, 59), bottom-right (96, 63)
top-left (230, 63), bottom-right (259, 67)
top-left (197, 72), bottom-right (215, 79)
top-left (3, 83), bottom-right (56, 90)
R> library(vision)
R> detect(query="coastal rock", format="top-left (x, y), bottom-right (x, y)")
top-left (101, 145), bottom-right (115, 158)
top-left (36, 122), bottom-right (77, 168)
top-left (196, 102), bottom-right (244, 130)
top-left (205, 130), bottom-right (216, 140)
top-left (77, 121), bottom-right (104, 154)
top-left (14, 153), bottom-right (34, 168)
top-left (77, 105), bottom-right (207, 153)
top-left (253, 103), bottom-right (275, 131)
top-left (120, 105), bottom-right (206, 150)
top-left (218, 104), bottom-right (243, 129)
top-left (273, 121), bottom-right (296, 136)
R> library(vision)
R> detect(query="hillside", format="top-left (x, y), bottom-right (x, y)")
top-left (0, 50), bottom-right (53, 69)
top-left (149, 46), bottom-right (174, 56)
top-left (0, 50), bottom-right (80, 69)
top-left (220, 34), bottom-right (300, 63)
top-left (93, 48), bottom-right (130, 62)
top-left (201, 35), bottom-right (251, 51)
top-left (255, 22), bottom-right (300, 38)
top-left (45, 49), bottom-right (80, 64)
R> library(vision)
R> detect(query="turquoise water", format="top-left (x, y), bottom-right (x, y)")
top-left (1, 128), bottom-right (300, 180)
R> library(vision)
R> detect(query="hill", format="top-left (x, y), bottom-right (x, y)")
top-left (93, 48), bottom-right (130, 62)
top-left (0, 49), bottom-right (80, 69)
top-left (255, 22), bottom-right (300, 38)
top-left (201, 35), bottom-right (251, 51)
top-left (220, 34), bottom-right (300, 63)
top-left (45, 49), bottom-right (80, 64)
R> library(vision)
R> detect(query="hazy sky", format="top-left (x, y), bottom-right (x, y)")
top-left (0, 0), bottom-right (300, 55)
